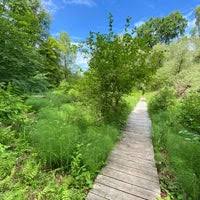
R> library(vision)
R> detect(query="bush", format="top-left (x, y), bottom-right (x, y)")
top-left (26, 93), bottom-right (70, 112)
top-left (0, 89), bottom-right (29, 128)
top-left (25, 95), bottom-right (50, 111)
top-left (0, 126), bottom-right (16, 146)
top-left (26, 84), bottom-right (80, 112)
top-left (179, 92), bottom-right (200, 134)
top-left (149, 87), bottom-right (176, 114)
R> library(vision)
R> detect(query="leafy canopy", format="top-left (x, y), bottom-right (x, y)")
top-left (136, 12), bottom-right (187, 46)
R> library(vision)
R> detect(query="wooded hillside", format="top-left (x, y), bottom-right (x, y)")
top-left (0, 1), bottom-right (199, 199)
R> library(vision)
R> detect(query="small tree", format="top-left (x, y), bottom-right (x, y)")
top-left (84, 15), bottom-right (152, 122)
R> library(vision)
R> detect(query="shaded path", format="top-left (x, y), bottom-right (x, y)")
top-left (87, 99), bottom-right (160, 200)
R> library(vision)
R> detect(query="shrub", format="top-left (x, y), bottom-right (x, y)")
top-left (25, 95), bottom-right (50, 111)
top-left (0, 143), bottom-right (17, 180)
top-left (179, 92), bottom-right (200, 134)
top-left (26, 86), bottom-right (80, 112)
top-left (26, 93), bottom-right (68, 112)
top-left (149, 87), bottom-right (176, 114)
top-left (0, 89), bottom-right (29, 128)
top-left (0, 127), bottom-right (16, 145)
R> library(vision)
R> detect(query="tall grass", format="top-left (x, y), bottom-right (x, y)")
top-left (28, 91), bottom-right (140, 178)
top-left (31, 104), bottom-right (119, 172)
top-left (149, 93), bottom-right (200, 199)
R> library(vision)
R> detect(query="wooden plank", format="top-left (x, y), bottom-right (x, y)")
top-left (108, 158), bottom-right (158, 178)
top-left (111, 147), bottom-right (155, 161)
top-left (109, 153), bottom-right (155, 168)
top-left (92, 183), bottom-right (144, 200)
top-left (118, 142), bottom-right (153, 151)
top-left (87, 192), bottom-right (108, 200)
top-left (112, 148), bottom-right (155, 160)
top-left (111, 150), bottom-right (155, 164)
top-left (105, 162), bottom-right (159, 183)
top-left (101, 168), bottom-right (159, 191)
top-left (95, 175), bottom-right (159, 200)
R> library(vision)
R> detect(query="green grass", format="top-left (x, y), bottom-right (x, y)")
top-left (150, 102), bottom-right (200, 200)
top-left (0, 90), bottom-right (140, 199)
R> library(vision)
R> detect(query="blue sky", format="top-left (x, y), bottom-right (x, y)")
top-left (42, 0), bottom-right (199, 67)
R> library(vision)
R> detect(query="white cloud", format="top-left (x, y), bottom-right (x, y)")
top-left (184, 10), bottom-right (195, 34)
top-left (75, 51), bottom-right (89, 70)
top-left (134, 20), bottom-right (145, 28)
top-left (185, 18), bottom-right (196, 36)
top-left (63, 0), bottom-right (96, 7)
top-left (187, 18), bottom-right (195, 31)
top-left (42, 0), bottom-right (58, 13)
top-left (184, 10), bottom-right (193, 19)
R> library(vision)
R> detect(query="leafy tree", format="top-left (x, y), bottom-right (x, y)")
top-left (39, 37), bottom-right (65, 86)
top-left (195, 6), bottom-right (200, 36)
top-left (39, 33), bottom-right (78, 86)
top-left (1, 0), bottom-right (49, 45)
top-left (58, 32), bottom-right (77, 71)
top-left (84, 15), bottom-right (152, 121)
top-left (136, 12), bottom-right (187, 46)
top-left (0, 0), bottom-right (50, 92)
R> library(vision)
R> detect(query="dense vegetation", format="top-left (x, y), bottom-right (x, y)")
top-left (0, 0), bottom-right (200, 199)
top-left (147, 17), bottom-right (200, 199)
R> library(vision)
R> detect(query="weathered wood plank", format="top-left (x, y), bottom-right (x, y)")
top-left (87, 192), bottom-right (108, 200)
top-left (95, 175), bottom-right (159, 200)
top-left (101, 167), bottom-right (159, 191)
top-left (108, 157), bottom-right (158, 176)
top-left (105, 163), bottom-right (159, 183)
top-left (110, 153), bottom-right (155, 168)
top-left (112, 148), bottom-right (155, 160)
top-left (92, 183), bottom-right (144, 200)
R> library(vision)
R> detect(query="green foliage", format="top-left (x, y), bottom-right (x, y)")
top-left (179, 92), bottom-right (200, 134)
top-left (39, 33), bottom-right (78, 86)
top-left (150, 37), bottom-right (200, 94)
top-left (84, 16), bottom-right (151, 122)
top-left (136, 12), bottom-right (187, 46)
top-left (0, 116), bottom-right (86, 200)
top-left (0, 0), bottom-right (50, 92)
top-left (0, 0), bottom-right (77, 93)
top-left (0, 143), bottom-right (17, 181)
top-left (149, 91), bottom-right (200, 199)
top-left (0, 88), bottom-right (29, 128)
top-left (0, 151), bottom-right (85, 199)
top-left (149, 87), bottom-right (176, 114)
top-left (39, 37), bottom-right (65, 86)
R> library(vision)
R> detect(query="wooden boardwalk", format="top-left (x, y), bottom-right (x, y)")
top-left (87, 99), bottom-right (160, 200)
